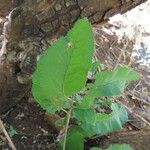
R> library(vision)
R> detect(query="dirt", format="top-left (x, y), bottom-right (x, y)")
top-left (0, 98), bottom-right (57, 150)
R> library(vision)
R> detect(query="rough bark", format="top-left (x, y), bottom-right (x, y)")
top-left (88, 126), bottom-right (150, 150)
top-left (0, 0), bottom-right (147, 114)
top-left (107, 127), bottom-right (150, 150)
top-left (0, 0), bottom-right (14, 17)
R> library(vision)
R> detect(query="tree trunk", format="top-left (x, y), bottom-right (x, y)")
top-left (86, 126), bottom-right (150, 150)
top-left (0, 0), bottom-right (147, 114)
top-left (107, 127), bottom-right (150, 150)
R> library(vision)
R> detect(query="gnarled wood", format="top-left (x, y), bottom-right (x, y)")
top-left (86, 126), bottom-right (150, 150)
top-left (108, 127), bottom-right (150, 150)
top-left (0, 0), bottom-right (147, 114)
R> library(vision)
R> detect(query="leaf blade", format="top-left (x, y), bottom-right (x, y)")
top-left (32, 18), bottom-right (94, 113)
top-left (89, 67), bottom-right (140, 97)
top-left (74, 103), bottom-right (128, 135)
top-left (59, 126), bottom-right (86, 150)
top-left (32, 37), bottom-right (69, 113)
top-left (64, 18), bottom-right (94, 95)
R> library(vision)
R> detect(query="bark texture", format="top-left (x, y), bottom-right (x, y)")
top-left (86, 126), bottom-right (150, 150)
top-left (0, 0), bottom-right (147, 114)
top-left (107, 127), bottom-right (150, 150)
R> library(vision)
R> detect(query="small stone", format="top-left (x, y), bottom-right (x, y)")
top-left (55, 4), bottom-right (62, 11)
top-left (65, 0), bottom-right (76, 7)
top-left (128, 126), bottom-right (132, 130)
top-left (65, 2), bottom-right (70, 7)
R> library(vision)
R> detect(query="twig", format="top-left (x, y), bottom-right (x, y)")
top-left (0, 119), bottom-right (17, 150)
top-left (63, 109), bottom-right (72, 150)
top-left (116, 100), bottom-right (150, 126)
top-left (132, 112), bottom-right (150, 126)
top-left (126, 91), bottom-right (150, 106)
top-left (94, 55), bottom-right (101, 72)
top-left (61, 108), bottom-right (69, 115)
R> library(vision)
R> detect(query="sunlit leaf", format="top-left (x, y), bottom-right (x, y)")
top-left (89, 67), bottom-right (140, 97)
top-left (64, 18), bottom-right (94, 95)
top-left (32, 18), bottom-right (94, 113)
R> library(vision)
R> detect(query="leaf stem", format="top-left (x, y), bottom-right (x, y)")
top-left (0, 119), bottom-right (17, 150)
top-left (63, 108), bottom-right (72, 150)
top-left (61, 108), bottom-right (69, 115)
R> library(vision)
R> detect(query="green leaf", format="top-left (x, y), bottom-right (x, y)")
top-left (76, 95), bottom-right (95, 109)
top-left (106, 144), bottom-right (132, 150)
top-left (73, 108), bottom-right (96, 125)
top-left (89, 67), bottom-right (140, 97)
top-left (74, 103), bottom-right (128, 135)
top-left (64, 18), bottom-right (94, 95)
top-left (8, 126), bottom-right (18, 137)
top-left (55, 117), bottom-right (67, 127)
top-left (32, 18), bottom-right (94, 113)
top-left (76, 67), bottom-right (140, 109)
top-left (90, 144), bottom-right (132, 150)
top-left (90, 148), bottom-right (102, 150)
top-left (59, 126), bottom-right (86, 150)
top-left (91, 61), bottom-right (106, 73)
top-left (32, 37), bottom-right (70, 113)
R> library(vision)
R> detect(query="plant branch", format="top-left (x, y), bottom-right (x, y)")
top-left (0, 119), bottom-right (17, 150)
top-left (63, 108), bottom-right (72, 150)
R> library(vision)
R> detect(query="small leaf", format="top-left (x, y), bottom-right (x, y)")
top-left (32, 37), bottom-right (70, 113)
top-left (73, 108), bottom-right (96, 125)
top-left (91, 61), bottom-right (106, 73)
top-left (8, 126), bottom-right (18, 137)
top-left (90, 144), bottom-right (132, 150)
top-left (106, 144), bottom-right (132, 150)
top-left (89, 67), bottom-right (140, 97)
top-left (55, 117), bottom-right (67, 127)
top-left (76, 95), bottom-right (95, 109)
top-left (64, 18), bottom-right (94, 95)
top-left (74, 103), bottom-right (128, 135)
top-left (59, 126), bottom-right (86, 150)
top-left (90, 148), bottom-right (102, 150)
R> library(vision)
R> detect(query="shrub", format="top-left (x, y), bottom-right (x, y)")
top-left (32, 18), bottom-right (140, 150)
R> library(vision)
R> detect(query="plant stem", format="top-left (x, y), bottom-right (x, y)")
top-left (0, 119), bottom-right (17, 150)
top-left (63, 108), bottom-right (72, 150)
